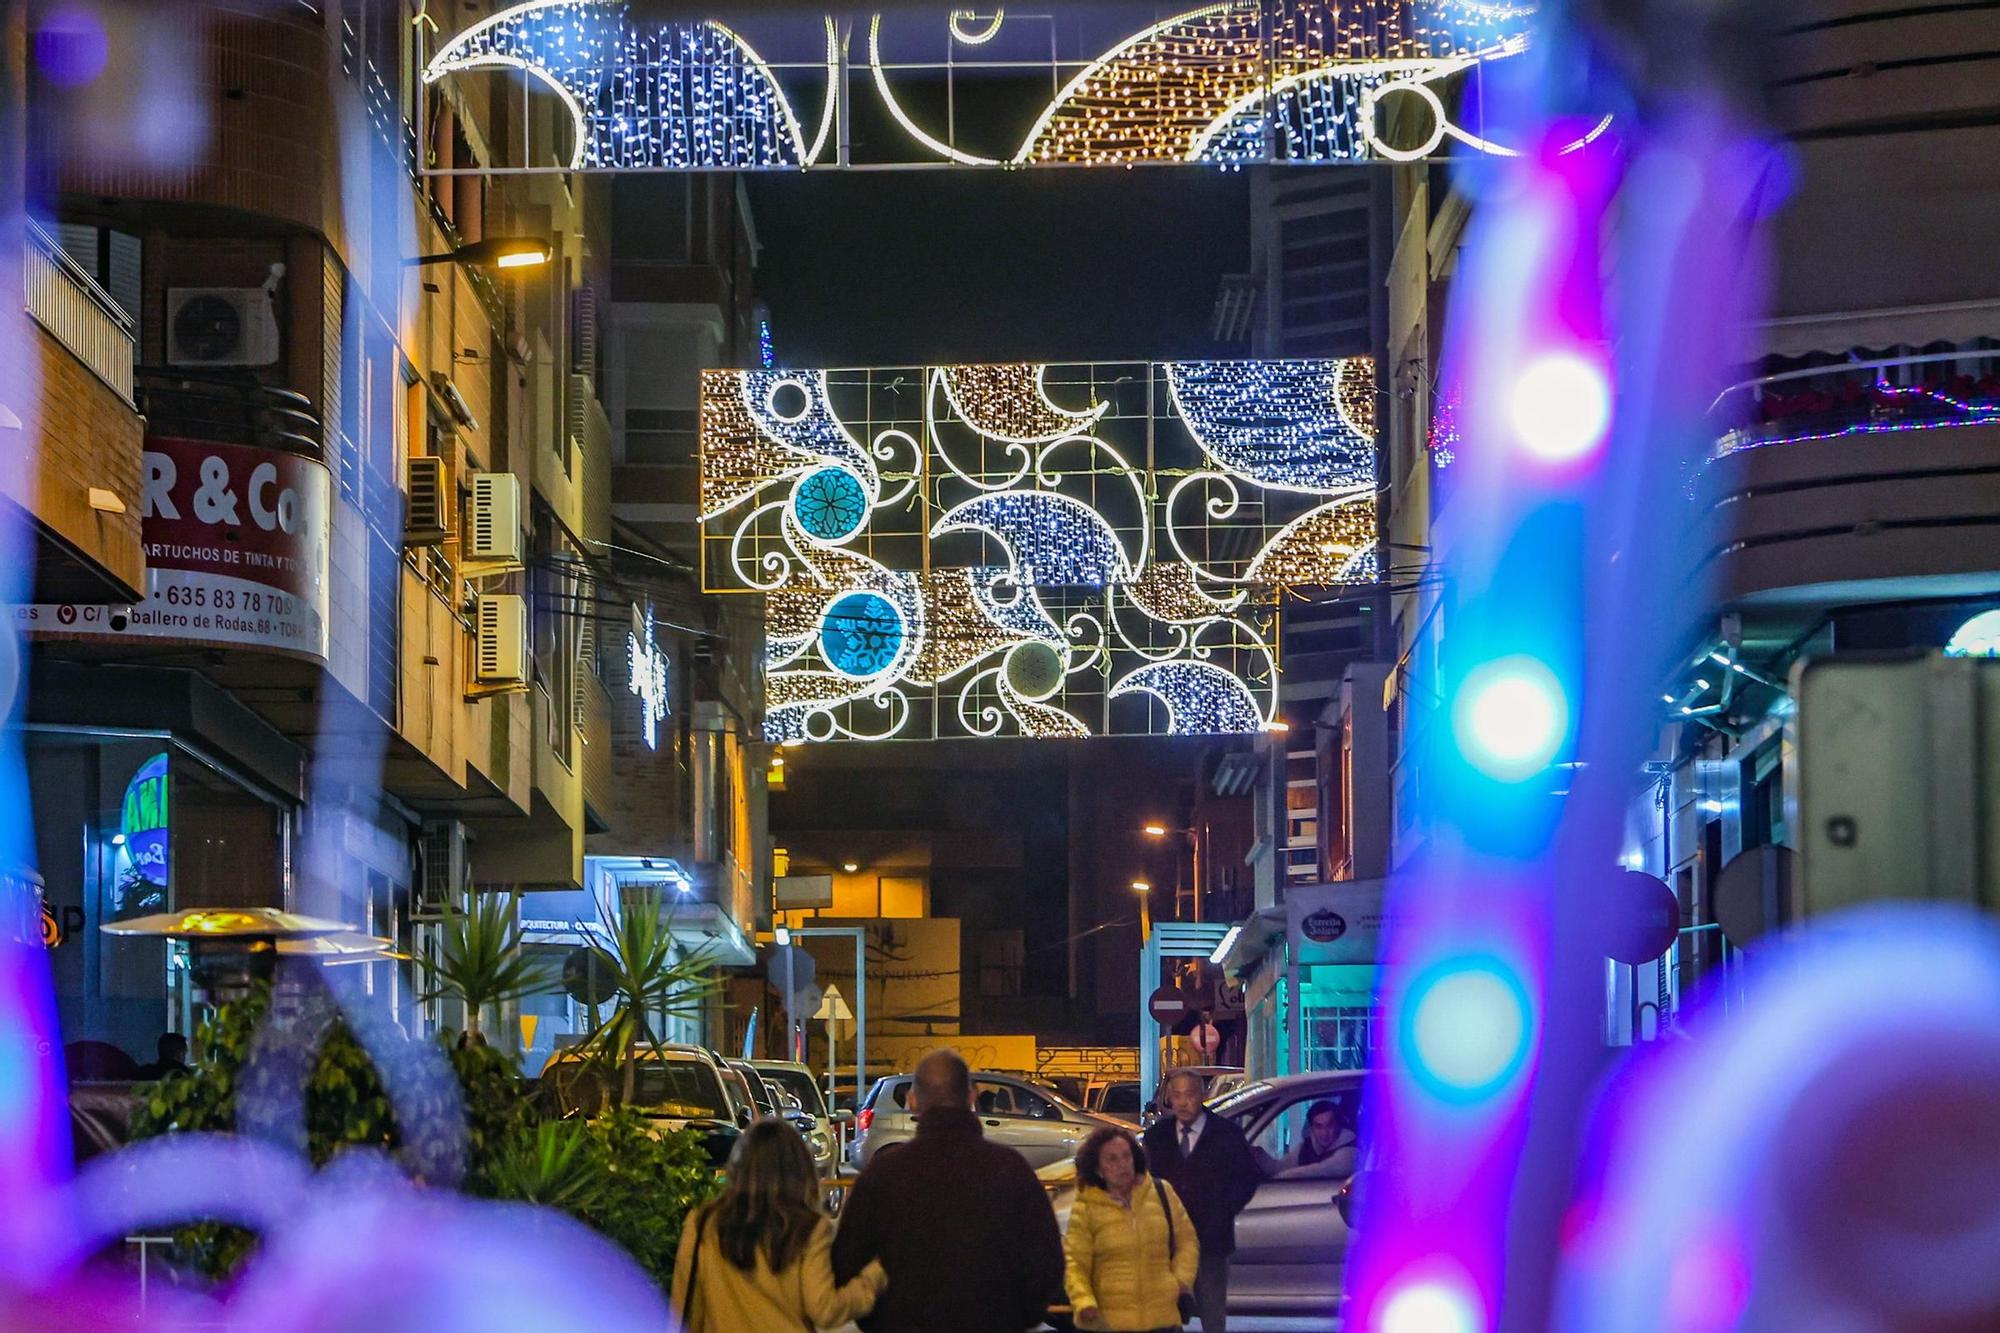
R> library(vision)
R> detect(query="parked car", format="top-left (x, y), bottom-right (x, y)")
top-left (749, 1059), bottom-right (841, 1175)
top-left (730, 1058), bottom-right (835, 1175)
top-left (1085, 1079), bottom-right (1144, 1124)
top-left (1205, 1070), bottom-right (1365, 1317)
top-left (540, 1044), bottom-right (745, 1165)
top-left (850, 1070), bottom-right (1119, 1169)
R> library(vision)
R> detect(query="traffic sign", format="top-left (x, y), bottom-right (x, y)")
top-left (1189, 1021), bottom-right (1221, 1057)
top-left (1147, 984), bottom-right (1191, 1026)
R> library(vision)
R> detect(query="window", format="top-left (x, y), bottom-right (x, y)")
top-left (1102, 1084), bottom-right (1141, 1114)
top-left (1248, 1088), bottom-right (1362, 1177)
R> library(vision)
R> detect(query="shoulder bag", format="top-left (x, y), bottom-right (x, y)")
top-left (1154, 1177), bottom-right (1199, 1325)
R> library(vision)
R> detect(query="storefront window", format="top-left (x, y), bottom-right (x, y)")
top-left (27, 730), bottom-right (291, 1072)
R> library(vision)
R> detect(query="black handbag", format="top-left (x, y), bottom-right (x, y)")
top-left (1154, 1177), bottom-right (1198, 1325)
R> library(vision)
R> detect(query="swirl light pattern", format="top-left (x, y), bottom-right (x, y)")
top-left (699, 359), bottom-right (1379, 742)
top-left (423, 2), bottom-right (1581, 172)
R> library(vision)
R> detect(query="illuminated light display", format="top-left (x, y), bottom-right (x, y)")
top-left (1402, 954), bottom-right (1534, 1103)
top-left (700, 359), bottom-right (1379, 741)
top-left (424, 3), bottom-right (1592, 172)
top-left (1166, 358), bottom-right (1375, 493)
top-left (1714, 383), bottom-right (2000, 458)
top-left (422, 1), bottom-right (805, 170)
top-left (626, 605), bottom-right (669, 748)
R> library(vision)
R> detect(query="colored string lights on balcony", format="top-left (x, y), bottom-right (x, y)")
top-left (1713, 382), bottom-right (2000, 457)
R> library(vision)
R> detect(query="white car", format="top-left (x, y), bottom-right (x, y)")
top-left (851, 1071), bottom-right (1119, 1169)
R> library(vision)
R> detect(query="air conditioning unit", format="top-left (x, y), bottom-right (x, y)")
top-left (166, 286), bottom-right (281, 366)
top-left (404, 456), bottom-right (451, 545)
top-left (475, 593), bottom-right (527, 684)
top-left (467, 472), bottom-right (522, 564)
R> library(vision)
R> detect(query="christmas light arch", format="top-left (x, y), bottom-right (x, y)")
top-left (700, 358), bottom-right (1380, 742)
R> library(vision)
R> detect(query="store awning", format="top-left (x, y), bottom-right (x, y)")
top-left (1213, 906), bottom-right (1286, 976)
top-left (1752, 299), bottom-right (2000, 361)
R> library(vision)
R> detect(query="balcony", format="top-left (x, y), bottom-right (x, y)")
top-left (135, 368), bottom-right (323, 458)
top-left (1694, 348), bottom-right (2000, 610)
top-left (25, 220), bottom-right (133, 403)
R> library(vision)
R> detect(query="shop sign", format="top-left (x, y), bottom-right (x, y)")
top-left (15, 437), bottom-right (331, 663)
top-left (1286, 879), bottom-right (1395, 965)
top-left (114, 752), bottom-right (170, 920)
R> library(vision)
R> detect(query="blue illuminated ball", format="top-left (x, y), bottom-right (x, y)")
top-left (1452, 656), bottom-right (1567, 781)
top-left (1402, 955), bottom-right (1532, 1103)
top-left (792, 466), bottom-right (867, 542)
top-left (819, 592), bottom-right (903, 678)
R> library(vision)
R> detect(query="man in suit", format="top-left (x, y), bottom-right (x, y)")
top-left (1143, 1068), bottom-right (1260, 1332)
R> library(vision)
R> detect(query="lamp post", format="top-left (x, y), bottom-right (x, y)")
top-left (409, 236), bottom-right (552, 270)
top-left (1131, 880), bottom-right (1152, 943)
top-left (1143, 822), bottom-right (1203, 922)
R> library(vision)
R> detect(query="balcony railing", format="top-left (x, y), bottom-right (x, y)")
top-left (24, 219), bottom-right (134, 403)
top-left (1709, 345), bottom-right (2000, 458)
top-left (135, 367), bottom-right (323, 458)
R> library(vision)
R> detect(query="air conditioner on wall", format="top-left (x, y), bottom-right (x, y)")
top-left (475, 593), bottom-right (527, 685)
top-left (166, 279), bottom-right (282, 367)
top-left (404, 456), bottom-right (451, 545)
top-left (466, 472), bottom-right (522, 564)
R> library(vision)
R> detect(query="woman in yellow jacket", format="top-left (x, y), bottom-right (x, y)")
top-left (672, 1118), bottom-right (887, 1332)
top-left (1063, 1125), bottom-right (1200, 1331)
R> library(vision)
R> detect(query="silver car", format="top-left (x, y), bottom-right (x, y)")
top-left (748, 1059), bottom-right (839, 1176)
top-left (852, 1070), bottom-right (1116, 1169)
top-left (1206, 1070), bottom-right (1365, 1317)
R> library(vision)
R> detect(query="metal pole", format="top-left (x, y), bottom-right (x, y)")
top-left (854, 928), bottom-right (866, 1108)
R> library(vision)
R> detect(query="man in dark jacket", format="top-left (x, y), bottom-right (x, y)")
top-left (832, 1049), bottom-right (1064, 1333)
top-left (1142, 1068), bottom-right (1261, 1332)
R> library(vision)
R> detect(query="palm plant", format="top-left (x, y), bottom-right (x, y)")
top-left (484, 1121), bottom-right (606, 1212)
top-left (418, 890), bottom-right (546, 1047)
top-left (579, 887), bottom-right (725, 1107)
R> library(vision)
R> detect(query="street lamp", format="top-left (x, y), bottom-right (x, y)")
top-left (411, 236), bottom-right (552, 270)
top-left (1142, 822), bottom-right (1204, 923)
top-left (1131, 879), bottom-right (1153, 942)
top-left (841, 861), bottom-right (860, 874)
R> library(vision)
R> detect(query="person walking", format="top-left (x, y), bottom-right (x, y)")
top-left (672, 1118), bottom-right (886, 1332)
top-left (1142, 1069), bottom-right (1259, 1332)
top-left (831, 1049), bottom-right (1065, 1332)
top-left (1064, 1125), bottom-right (1198, 1331)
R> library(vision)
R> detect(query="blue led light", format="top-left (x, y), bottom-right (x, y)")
top-left (791, 466), bottom-right (867, 542)
top-left (1402, 955), bottom-right (1533, 1104)
top-left (819, 592), bottom-right (904, 679)
top-left (1452, 656), bottom-right (1568, 781)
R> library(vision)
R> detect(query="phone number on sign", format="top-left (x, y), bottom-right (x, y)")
top-left (160, 585), bottom-right (299, 615)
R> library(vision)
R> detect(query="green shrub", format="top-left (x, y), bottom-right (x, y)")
top-left (128, 985), bottom-right (717, 1291)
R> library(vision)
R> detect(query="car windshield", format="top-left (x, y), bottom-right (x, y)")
top-left (1209, 1080), bottom-right (1273, 1116)
top-left (757, 1066), bottom-right (828, 1118)
top-left (631, 1060), bottom-right (729, 1119)
top-left (731, 1068), bottom-right (774, 1113)
top-left (1102, 1084), bottom-right (1141, 1113)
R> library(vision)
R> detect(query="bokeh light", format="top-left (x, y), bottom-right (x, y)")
top-left (1380, 1277), bottom-right (1485, 1333)
top-left (1453, 656), bottom-right (1568, 781)
top-left (1508, 351), bottom-right (1612, 463)
top-left (1404, 955), bottom-right (1533, 1103)
top-left (33, 4), bottom-right (110, 88)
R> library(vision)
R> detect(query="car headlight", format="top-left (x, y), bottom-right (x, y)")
top-left (809, 1130), bottom-right (832, 1157)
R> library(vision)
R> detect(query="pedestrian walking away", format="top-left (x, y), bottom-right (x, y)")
top-left (1064, 1124), bottom-right (1199, 1331)
top-left (831, 1049), bottom-right (1065, 1333)
top-left (1141, 1069), bottom-right (1259, 1333)
top-left (672, 1118), bottom-right (887, 1332)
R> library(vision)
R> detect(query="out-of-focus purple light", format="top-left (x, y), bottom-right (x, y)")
top-left (33, 5), bottom-right (109, 88)
top-left (1510, 350), bottom-right (1612, 463)
top-left (1403, 955), bottom-right (1534, 1103)
top-left (1381, 1276), bottom-right (1485, 1333)
top-left (1453, 656), bottom-right (1568, 781)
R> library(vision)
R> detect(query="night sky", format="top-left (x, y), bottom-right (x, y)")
top-left (743, 168), bottom-right (1252, 366)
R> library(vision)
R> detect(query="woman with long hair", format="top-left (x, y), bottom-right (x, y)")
top-left (672, 1118), bottom-right (886, 1331)
top-left (1063, 1125), bottom-right (1198, 1331)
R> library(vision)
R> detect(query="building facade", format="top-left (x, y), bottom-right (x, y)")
top-left (9, 1), bottom-right (764, 1068)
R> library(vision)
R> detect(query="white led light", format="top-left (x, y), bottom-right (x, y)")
top-left (1510, 351), bottom-right (1613, 463)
